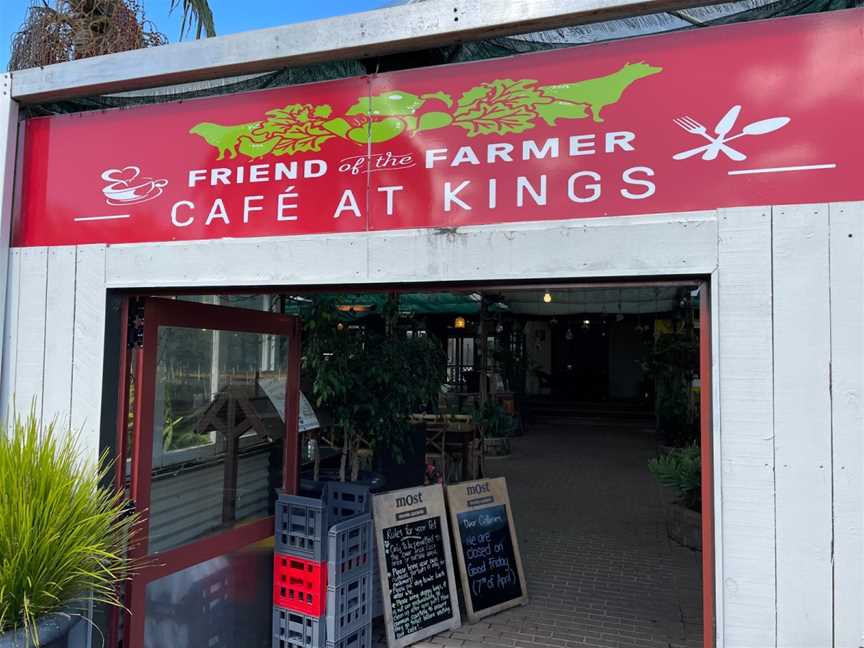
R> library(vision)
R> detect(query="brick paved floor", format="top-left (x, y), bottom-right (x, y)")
top-left (375, 412), bottom-right (703, 648)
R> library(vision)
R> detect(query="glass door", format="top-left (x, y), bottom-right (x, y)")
top-left (123, 297), bottom-right (301, 648)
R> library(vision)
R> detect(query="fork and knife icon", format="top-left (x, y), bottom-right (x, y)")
top-left (673, 105), bottom-right (790, 161)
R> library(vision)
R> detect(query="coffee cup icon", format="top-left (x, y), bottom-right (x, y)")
top-left (101, 166), bottom-right (168, 205)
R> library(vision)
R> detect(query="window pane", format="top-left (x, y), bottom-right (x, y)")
top-left (148, 326), bottom-right (289, 553)
top-left (143, 541), bottom-right (273, 648)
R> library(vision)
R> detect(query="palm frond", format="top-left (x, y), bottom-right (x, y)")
top-left (169, 0), bottom-right (216, 39)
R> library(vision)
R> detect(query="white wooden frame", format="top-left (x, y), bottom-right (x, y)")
top-left (0, 75), bottom-right (18, 414)
top-left (0, 0), bottom-right (862, 644)
top-left (9, 0), bottom-right (723, 102)
top-left (1, 206), bottom-right (862, 647)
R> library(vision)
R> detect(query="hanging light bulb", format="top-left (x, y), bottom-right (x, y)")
top-left (454, 316), bottom-right (466, 329)
top-left (543, 291), bottom-right (552, 303)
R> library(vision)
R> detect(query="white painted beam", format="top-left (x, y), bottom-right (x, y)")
top-left (772, 204), bottom-right (832, 644)
top-left (716, 206), bottom-right (776, 647)
top-left (104, 213), bottom-right (719, 288)
top-left (0, 75), bottom-right (18, 407)
top-left (70, 245), bottom-right (107, 463)
top-left (10, 0), bottom-right (721, 102)
top-left (828, 202), bottom-right (864, 648)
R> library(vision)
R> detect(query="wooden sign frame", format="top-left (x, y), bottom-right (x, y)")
top-left (446, 477), bottom-right (528, 622)
top-left (373, 485), bottom-right (462, 648)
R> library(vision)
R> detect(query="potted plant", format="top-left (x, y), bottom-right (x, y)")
top-left (0, 412), bottom-right (139, 647)
top-left (649, 444), bottom-right (701, 550)
top-left (303, 295), bottom-right (446, 484)
top-left (473, 399), bottom-right (517, 458)
top-left (642, 327), bottom-right (699, 449)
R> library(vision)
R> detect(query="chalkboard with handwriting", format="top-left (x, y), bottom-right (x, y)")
top-left (446, 478), bottom-right (527, 622)
top-left (373, 485), bottom-right (461, 648)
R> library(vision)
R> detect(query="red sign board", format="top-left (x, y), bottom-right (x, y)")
top-left (14, 9), bottom-right (864, 247)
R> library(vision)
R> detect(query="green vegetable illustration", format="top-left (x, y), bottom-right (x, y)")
top-left (345, 91), bottom-right (454, 141)
top-left (189, 62), bottom-right (662, 159)
top-left (452, 78), bottom-right (553, 137)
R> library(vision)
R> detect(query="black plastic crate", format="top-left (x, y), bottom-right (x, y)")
top-left (325, 572), bottom-right (373, 642)
top-left (325, 482), bottom-right (371, 523)
top-left (325, 624), bottom-right (371, 648)
top-left (371, 568), bottom-right (383, 620)
top-left (327, 514), bottom-right (372, 587)
top-left (276, 492), bottom-right (328, 561)
top-left (272, 606), bottom-right (325, 648)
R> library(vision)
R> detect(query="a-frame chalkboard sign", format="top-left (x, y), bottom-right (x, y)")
top-left (373, 485), bottom-right (462, 648)
top-left (446, 477), bottom-right (528, 622)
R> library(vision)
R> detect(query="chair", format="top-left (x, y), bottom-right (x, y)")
top-left (424, 416), bottom-right (448, 483)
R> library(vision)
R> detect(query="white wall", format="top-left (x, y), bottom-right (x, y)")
top-left (0, 244), bottom-right (106, 462)
top-left (0, 206), bottom-right (861, 647)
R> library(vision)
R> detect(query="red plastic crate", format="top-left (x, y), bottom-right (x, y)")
top-left (273, 553), bottom-right (328, 616)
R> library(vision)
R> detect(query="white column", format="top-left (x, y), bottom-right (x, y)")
top-left (0, 74), bottom-right (20, 408)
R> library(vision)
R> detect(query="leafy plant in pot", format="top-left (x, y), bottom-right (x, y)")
top-left (472, 399), bottom-right (517, 458)
top-left (649, 444), bottom-right (702, 550)
top-left (0, 412), bottom-right (139, 647)
top-left (642, 328), bottom-right (699, 448)
top-left (304, 295), bottom-right (446, 483)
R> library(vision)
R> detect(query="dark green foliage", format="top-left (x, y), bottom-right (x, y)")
top-left (304, 295), bottom-right (446, 469)
top-left (471, 399), bottom-right (517, 439)
top-left (649, 444), bottom-right (701, 511)
top-left (644, 330), bottom-right (699, 447)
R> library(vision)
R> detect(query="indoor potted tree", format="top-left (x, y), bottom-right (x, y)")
top-left (642, 325), bottom-right (699, 449)
top-left (0, 411), bottom-right (139, 647)
top-left (303, 294), bottom-right (446, 486)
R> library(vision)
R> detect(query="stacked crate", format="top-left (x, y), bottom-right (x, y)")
top-left (273, 483), bottom-right (373, 648)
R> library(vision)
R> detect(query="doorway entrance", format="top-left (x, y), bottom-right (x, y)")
top-left (111, 280), bottom-right (713, 648)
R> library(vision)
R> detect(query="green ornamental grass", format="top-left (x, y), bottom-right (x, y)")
top-left (0, 411), bottom-right (138, 645)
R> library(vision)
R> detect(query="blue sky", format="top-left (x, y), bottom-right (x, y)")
top-left (0, 0), bottom-right (386, 70)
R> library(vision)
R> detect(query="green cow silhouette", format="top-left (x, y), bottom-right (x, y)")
top-left (536, 62), bottom-right (662, 124)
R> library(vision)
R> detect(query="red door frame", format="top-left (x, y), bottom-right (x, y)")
top-left (698, 280), bottom-right (714, 648)
top-left (119, 297), bottom-right (301, 647)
